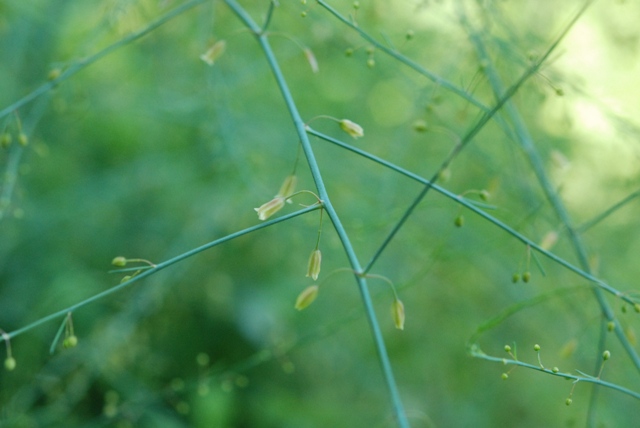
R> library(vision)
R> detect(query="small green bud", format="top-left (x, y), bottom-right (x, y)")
top-left (18, 133), bottom-right (28, 147)
top-left (504, 345), bottom-right (511, 353)
top-left (254, 197), bottom-right (286, 220)
top-left (339, 119), bottom-right (364, 139)
top-left (120, 275), bottom-right (132, 284)
top-left (565, 398), bottom-right (572, 406)
top-left (412, 119), bottom-right (428, 133)
top-left (454, 214), bottom-right (464, 228)
top-left (345, 48), bottom-right (354, 57)
top-left (392, 299), bottom-right (405, 330)
top-left (512, 273), bottom-right (520, 283)
top-left (301, 11), bottom-right (307, 17)
top-left (522, 271), bottom-right (531, 283)
top-left (552, 367), bottom-right (559, 373)
top-left (4, 357), bottom-right (16, 371)
top-left (534, 344), bottom-right (541, 352)
top-left (366, 58), bottom-right (375, 68)
top-left (295, 285), bottom-right (319, 311)
top-left (479, 190), bottom-right (490, 201)
top-left (622, 305), bottom-right (628, 314)
top-left (63, 335), bottom-right (78, 348)
top-left (200, 40), bottom-right (226, 66)
top-left (607, 321), bottom-right (615, 332)
top-left (1, 133), bottom-right (11, 148)
top-left (353, 1), bottom-right (360, 9)
top-left (501, 373), bottom-right (508, 380)
top-left (306, 249), bottom-right (322, 281)
top-left (603, 350), bottom-right (610, 361)
top-left (405, 30), bottom-right (414, 40)
top-left (48, 68), bottom-right (62, 81)
top-left (438, 167), bottom-right (451, 182)
top-left (112, 256), bottom-right (127, 267)
top-left (634, 303), bottom-right (640, 313)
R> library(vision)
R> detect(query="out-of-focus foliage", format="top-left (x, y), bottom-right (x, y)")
top-left (1, 0), bottom-right (640, 426)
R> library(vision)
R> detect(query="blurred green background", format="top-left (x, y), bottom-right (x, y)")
top-left (2, 0), bottom-right (640, 426)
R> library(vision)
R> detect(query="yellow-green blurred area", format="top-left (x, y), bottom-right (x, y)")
top-left (1, 0), bottom-right (640, 426)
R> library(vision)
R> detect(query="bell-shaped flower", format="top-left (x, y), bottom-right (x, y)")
top-left (254, 197), bottom-right (285, 221)
top-left (306, 249), bottom-right (322, 281)
top-left (295, 285), bottom-right (319, 311)
top-left (392, 299), bottom-right (405, 330)
top-left (339, 119), bottom-right (364, 139)
top-left (200, 40), bottom-right (226, 66)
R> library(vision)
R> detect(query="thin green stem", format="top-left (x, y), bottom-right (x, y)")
top-left (470, 349), bottom-right (640, 401)
top-left (461, 0), bottom-right (640, 379)
top-left (576, 189), bottom-right (640, 233)
top-left (222, 1), bottom-right (409, 425)
top-left (315, 0), bottom-right (489, 112)
top-left (307, 129), bottom-right (634, 304)
top-left (361, 36), bottom-right (554, 274)
top-left (0, 0), bottom-right (208, 120)
top-left (2, 205), bottom-right (319, 342)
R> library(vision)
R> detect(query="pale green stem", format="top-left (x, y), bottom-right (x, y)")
top-left (2, 205), bottom-right (319, 341)
top-left (307, 129), bottom-right (634, 305)
top-left (0, 0), bottom-right (208, 120)
top-left (222, 1), bottom-right (409, 426)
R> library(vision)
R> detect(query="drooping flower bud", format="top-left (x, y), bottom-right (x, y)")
top-left (276, 175), bottom-right (297, 200)
top-left (306, 249), bottom-right (322, 281)
top-left (112, 256), bottom-right (127, 267)
top-left (392, 299), bottom-right (405, 330)
top-left (339, 119), bottom-right (364, 139)
top-left (4, 357), bottom-right (16, 371)
top-left (303, 48), bottom-right (319, 74)
top-left (254, 197), bottom-right (285, 221)
top-left (63, 335), bottom-right (78, 348)
top-left (539, 231), bottom-right (558, 251)
top-left (295, 285), bottom-right (319, 310)
top-left (200, 40), bottom-right (226, 66)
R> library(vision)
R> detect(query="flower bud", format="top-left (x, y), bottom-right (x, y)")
top-left (392, 299), bottom-right (405, 330)
top-left (306, 249), bottom-right (322, 281)
top-left (504, 345), bottom-right (511, 353)
top-left (1, 133), bottom-right (11, 148)
top-left (533, 344), bottom-right (540, 352)
top-left (276, 175), bottom-right (297, 200)
top-left (454, 214), bottom-right (464, 228)
top-left (295, 285), bottom-right (319, 310)
top-left (565, 398), bottom-right (572, 406)
top-left (501, 373), bottom-right (508, 380)
top-left (539, 231), bottom-right (558, 251)
top-left (63, 335), bottom-right (78, 348)
top-left (200, 40), bottom-right (226, 66)
top-left (413, 120), bottom-right (428, 133)
top-left (4, 357), bottom-right (16, 371)
top-left (303, 48), bottom-right (318, 73)
top-left (512, 273), bottom-right (520, 283)
top-left (112, 256), bottom-right (127, 267)
top-left (339, 119), bottom-right (364, 139)
top-left (254, 197), bottom-right (285, 221)
top-left (603, 350), bottom-right (610, 361)
top-left (18, 133), bottom-right (28, 147)
top-left (522, 271), bottom-right (531, 283)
